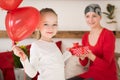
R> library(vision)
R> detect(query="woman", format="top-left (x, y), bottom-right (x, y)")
top-left (68, 4), bottom-right (118, 80)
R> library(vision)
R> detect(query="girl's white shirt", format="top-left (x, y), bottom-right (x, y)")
top-left (21, 40), bottom-right (71, 80)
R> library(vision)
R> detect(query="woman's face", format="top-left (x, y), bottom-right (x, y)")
top-left (38, 13), bottom-right (58, 40)
top-left (85, 12), bottom-right (101, 28)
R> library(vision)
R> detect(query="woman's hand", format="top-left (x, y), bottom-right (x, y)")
top-left (76, 48), bottom-right (96, 61)
top-left (85, 49), bottom-right (96, 61)
top-left (79, 53), bottom-right (87, 60)
top-left (68, 45), bottom-right (96, 61)
top-left (12, 45), bottom-right (27, 61)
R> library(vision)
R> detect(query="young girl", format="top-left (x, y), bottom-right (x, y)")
top-left (12, 8), bottom-right (71, 80)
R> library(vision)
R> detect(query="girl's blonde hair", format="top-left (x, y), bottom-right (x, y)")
top-left (40, 8), bottom-right (57, 16)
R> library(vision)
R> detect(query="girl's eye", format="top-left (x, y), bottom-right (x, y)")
top-left (53, 24), bottom-right (58, 26)
top-left (44, 24), bottom-right (48, 26)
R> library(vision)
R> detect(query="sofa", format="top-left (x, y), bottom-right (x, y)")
top-left (0, 38), bottom-right (120, 80)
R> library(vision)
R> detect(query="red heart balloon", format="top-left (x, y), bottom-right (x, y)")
top-left (5, 7), bottom-right (40, 43)
top-left (0, 0), bottom-right (23, 11)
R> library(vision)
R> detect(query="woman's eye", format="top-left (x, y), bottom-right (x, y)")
top-left (86, 15), bottom-right (89, 18)
top-left (93, 15), bottom-right (97, 17)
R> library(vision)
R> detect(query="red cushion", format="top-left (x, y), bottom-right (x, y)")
top-left (26, 44), bottom-right (31, 55)
top-left (56, 41), bottom-right (62, 52)
top-left (0, 51), bottom-right (15, 80)
top-left (0, 51), bottom-right (14, 68)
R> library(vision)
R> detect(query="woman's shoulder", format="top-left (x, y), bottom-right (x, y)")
top-left (82, 31), bottom-right (89, 38)
top-left (102, 28), bottom-right (115, 40)
top-left (103, 28), bottom-right (114, 36)
top-left (103, 28), bottom-right (112, 32)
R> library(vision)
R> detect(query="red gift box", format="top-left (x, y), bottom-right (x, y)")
top-left (69, 42), bottom-right (89, 56)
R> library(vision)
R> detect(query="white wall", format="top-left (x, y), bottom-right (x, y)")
top-left (0, 0), bottom-right (120, 52)
top-left (0, 0), bottom-right (120, 31)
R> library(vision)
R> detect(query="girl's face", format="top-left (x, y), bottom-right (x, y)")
top-left (38, 13), bottom-right (58, 41)
top-left (85, 12), bottom-right (101, 28)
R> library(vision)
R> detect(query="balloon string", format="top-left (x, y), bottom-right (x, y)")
top-left (12, 41), bottom-right (16, 46)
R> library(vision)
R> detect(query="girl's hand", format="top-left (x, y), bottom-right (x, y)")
top-left (12, 45), bottom-right (27, 61)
